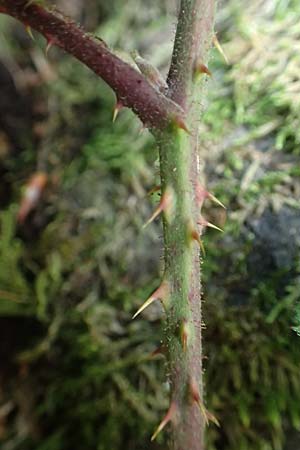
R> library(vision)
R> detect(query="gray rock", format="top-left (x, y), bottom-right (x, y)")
top-left (246, 205), bottom-right (300, 272)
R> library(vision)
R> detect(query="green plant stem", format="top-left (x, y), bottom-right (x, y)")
top-left (158, 128), bottom-right (204, 449)
top-left (158, 1), bottom-right (216, 449)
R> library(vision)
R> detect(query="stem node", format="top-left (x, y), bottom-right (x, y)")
top-left (132, 280), bottom-right (169, 320)
top-left (151, 401), bottom-right (177, 441)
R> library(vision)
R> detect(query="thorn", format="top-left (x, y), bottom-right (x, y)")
top-left (191, 229), bottom-right (206, 256)
top-left (151, 401), bottom-right (177, 441)
top-left (150, 345), bottom-right (166, 358)
top-left (205, 409), bottom-right (220, 427)
top-left (189, 377), bottom-right (201, 403)
top-left (143, 186), bottom-right (174, 228)
top-left (187, 222), bottom-right (206, 256)
top-left (112, 100), bottom-right (123, 123)
top-left (194, 62), bottom-right (212, 78)
top-left (189, 378), bottom-right (208, 424)
top-left (212, 35), bottom-right (229, 65)
top-left (132, 296), bottom-right (156, 320)
top-left (45, 38), bottom-right (54, 56)
top-left (207, 192), bottom-right (226, 209)
top-left (189, 378), bottom-right (220, 427)
top-left (132, 281), bottom-right (169, 320)
top-left (195, 181), bottom-right (226, 209)
top-left (205, 222), bottom-right (223, 232)
top-left (198, 217), bottom-right (223, 233)
top-left (25, 25), bottom-right (35, 41)
top-left (180, 321), bottom-right (189, 352)
top-left (172, 116), bottom-right (190, 134)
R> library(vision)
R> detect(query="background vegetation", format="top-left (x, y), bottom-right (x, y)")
top-left (0, 1), bottom-right (299, 449)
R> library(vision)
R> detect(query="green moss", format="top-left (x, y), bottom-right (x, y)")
top-left (203, 0), bottom-right (300, 153)
top-left (204, 298), bottom-right (300, 450)
top-left (0, 208), bottom-right (33, 316)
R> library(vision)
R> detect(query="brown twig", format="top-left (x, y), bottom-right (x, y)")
top-left (0, 0), bottom-right (185, 130)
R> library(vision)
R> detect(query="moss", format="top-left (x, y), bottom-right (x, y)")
top-left (0, 208), bottom-right (33, 316)
top-left (204, 298), bottom-right (300, 450)
top-left (203, 0), bottom-right (300, 153)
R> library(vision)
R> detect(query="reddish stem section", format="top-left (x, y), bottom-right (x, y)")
top-left (0, 0), bottom-right (184, 130)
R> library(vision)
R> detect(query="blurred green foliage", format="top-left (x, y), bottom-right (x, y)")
top-left (0, 208), bottom-right (33, 316)
top-left (206, 0), bottom-right (300, 153)
top-left (0, 1), bottom-right (300, 450)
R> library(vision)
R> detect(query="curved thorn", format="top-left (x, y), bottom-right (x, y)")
top-left (189, 377), bottom-right (201, 404)
top-left (150, 345), bottom-right (166, 358)
top-left (112, 100), bottom-right (123, 123)
top-left (198, 217), bottom-right (223, 233)
top-left (206, 221), bottom-right (223, 232)
top-left (151, 401), bottom-right (177, 441)
top-left (188, 224), bottom-right (206, 256)
top-left (132, 296), bottom-right (156, 320)
top-left (173, 116), bottom-right (190, 134)
top-left (207, 192), bottom-right (226, 209)
top-left (25, 25), bottom-right (35, 41)
top-left (132, 281), bottom-right (169, 319)
top-left (194, 62), bottom-right (212, 78)
top-left (205, 410), bottom-right (220, 427)
top-left (143, 205), bottom-right (162, 228)
top-left (195, 181), bottom-right (226, 209)
top-left (143, 186), bottom-right (174, 228)
top-left (212, 35), bottom-right (228, 65)
top-left (192, 230), bottom-right (205, 255)
top-left (189, 378), bottom-right (220, 427)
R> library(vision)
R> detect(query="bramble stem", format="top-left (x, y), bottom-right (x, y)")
top-left (158, 1), bottom-right (216, 449)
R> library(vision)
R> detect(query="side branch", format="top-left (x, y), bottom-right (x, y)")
top-left (0, 0), bottom-right (185, 130)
